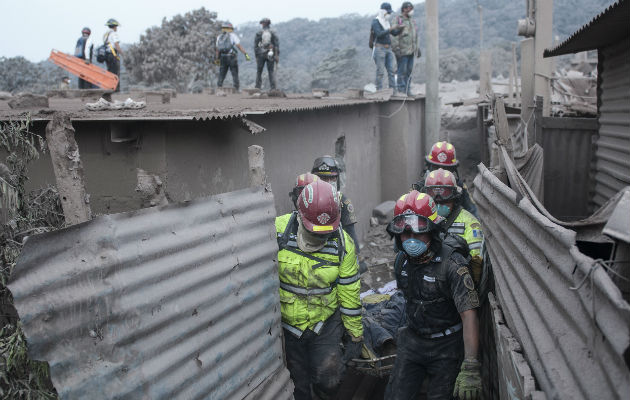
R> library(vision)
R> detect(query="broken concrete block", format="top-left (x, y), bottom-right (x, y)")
top-left (343, 88), bottom-right (364, 99)
top-left (8, 93), bottom-right (49, 109)
top-left (312, 88), bottom-right (329, 98)
top-left (372, 200), bottom-right (396, 224)
top-left (144, 91), bottom-right (171, 104)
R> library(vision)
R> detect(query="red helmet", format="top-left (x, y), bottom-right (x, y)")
top-left (82, 27), bottom-right (91, 35)
top-left (426, 141), bottom-right (458, 167)
top-left (424, 168), bottom-right (461, 201)
top-left (290, 173), bottom-right (319, 207)
top-left (297, 180), bottom-right (340, 233)
top-left (387, 190), bottom-right (442, 236)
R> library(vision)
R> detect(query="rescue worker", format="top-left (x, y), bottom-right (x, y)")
top-left (74, 27), bottom-right (94, 89)
top-left (371, 3), bottom-right (403, 90)
top-left (412, 141), bottom-right (478, 217)
top-left (254, 18), bottom-right (279, 90)
top-left (215, 22), bottom-right (250, 92)
top-left (391, 2), bottom-right (420, 96)
top-left (386, 191), bottom-right (481, 400)
top-left (103, 19), bottom-right (122, 92)
top-left (276, 179), bottom-right (363, 400)
top-left (311, 156), bottom-right (360, 254)
top-left (423, 168), bottom-right (483, 285)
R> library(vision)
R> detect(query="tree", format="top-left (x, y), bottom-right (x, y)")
top-left (125, 8), bottom-right (222, 92)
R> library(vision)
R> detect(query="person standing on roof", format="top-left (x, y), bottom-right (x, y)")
top-left (311, 156), bottom-right (361, 255)
top-left (215, 22), bottom-right (250, 92)
top-left (391, 2), bottom-right (420, 96)
top-left (423, 168), bottom-right (484, 285)
top-left (385, 191), bottom-right (481, 400)
top-left (276, 179), bottom-right (363, 400)
top-left (371, 2), bottom-right (403, 91)
top-left (412, 141), bottom-right (479, 217)
top-left (254, 18), bottom-right (279, 90)
top-left (74, 27), bottom-right (94, 89)
top-left (103, 19), bottom-right (122, 92)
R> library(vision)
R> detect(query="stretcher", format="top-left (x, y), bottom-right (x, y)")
top-left (49, 49), bottom-right (119, 90)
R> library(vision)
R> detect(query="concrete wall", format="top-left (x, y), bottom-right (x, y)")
top-left (24, 99), bottom-right (425, 242)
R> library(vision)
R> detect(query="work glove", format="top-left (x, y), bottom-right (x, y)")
top-left (453, 358), bottom-right (482, 400)
top-left (245, 53), bottom-right (251, 61)
top-left (213, 59), bottom-right (220, 66)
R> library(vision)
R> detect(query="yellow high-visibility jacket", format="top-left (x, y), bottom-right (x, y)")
top-left (275, 212), bottom-right (363, 338)
top-left (447, 208), bottom-right (483, 283)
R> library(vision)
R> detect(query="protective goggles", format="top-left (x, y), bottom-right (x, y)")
top-left (424, 185), bottom-right (459, 201)
top-left (289, 186), bottom-right (304, 203)
top-left (386, 213), bottom-right (437, 235)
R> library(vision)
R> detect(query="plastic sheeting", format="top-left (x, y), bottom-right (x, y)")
top-left (8, 187), bottom-right (294, 400)
top-left (473, 161), bottom-right (630, 400)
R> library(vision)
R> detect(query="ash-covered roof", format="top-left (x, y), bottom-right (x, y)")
top-left (0, 92), bottom-right (406, 122)
top-left (544, 0), bottom-right (630, 57)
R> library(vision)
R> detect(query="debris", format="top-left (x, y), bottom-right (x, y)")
top-left (0, 91), bottom-right (12, 100)
top-left (144, 91), bottom-right (171, 104)
top-left (85, 97), bottom-right (146, 111)
top-left (372, 201), bottom-right (396, 224)
top-left (135, 168), bottom-right (168, 208)
top-left (312, 88), bottom-right (329, 98)
top-left (7, 93), bottom-right (49, 109)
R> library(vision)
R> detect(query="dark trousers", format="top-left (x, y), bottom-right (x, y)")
top-left (255, 54), bottom-right (276, 89)
top-left (284, 312), bottom-right (344, 400)
top-left (396, 55), bottom-right (414, 94)
top-left (386, 326), bottom-right (463, 400)
top-left (218, 54), bottom-right (239, 90)
top-left (105, 54), bottom-right (120, 92)
top-left (78, 78), bottom-right (94, 89)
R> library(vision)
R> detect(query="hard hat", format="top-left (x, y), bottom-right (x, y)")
top-left (426, 141), bottom-right (459, 167)
top-left (387, 191), bottom-right (442, 237)
top-left (221, 21), bottom-right (234, 30)
top-left (297, 180), bottom-right (341, 234)
top-left (290, 173), bottom-right (319, 208)
top-left (106, 18), bottom-right (120, 27)
top-left (259, 18), bottom-right (271, 25)
top-left (311, 156), bottom-right (340, 178)
top-left (424, 168), bottom-right (461, 202)
top-left (81, 27), bottom-right (91, 35)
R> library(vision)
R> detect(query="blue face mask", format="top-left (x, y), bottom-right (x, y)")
top-left (437, 204), bottom-right (451, 218)
top-left (401, 238), bottom-right (428, 258)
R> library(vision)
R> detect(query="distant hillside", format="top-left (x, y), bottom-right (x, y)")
top-left (0, 0), bottom-right (616, 93)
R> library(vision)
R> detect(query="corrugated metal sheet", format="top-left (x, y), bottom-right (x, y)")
top-left (473, 163), bottom-right (630, 400)
top-left (593, 39), bottom-right (630, 207)
top-left (8, 187), bottom-right (294, 399)
top-left (541, 117), bottom-right (598, 219)
top-left (544, 0), bottom-right (630, 57)
top-left (0, 93), bottom-right (393, 122)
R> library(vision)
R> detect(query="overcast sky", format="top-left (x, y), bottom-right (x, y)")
top-left (1, 0), bottom-right (411, 62)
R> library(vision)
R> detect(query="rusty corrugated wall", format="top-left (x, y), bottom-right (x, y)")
top-left (593, 38), bottom-right (630, 208)
top-left (8, 187), bottom-right (294, 399)
top-left (473, 164), bottom-right (630, 400)
top-left (540, 117), bottom-right (598, 219)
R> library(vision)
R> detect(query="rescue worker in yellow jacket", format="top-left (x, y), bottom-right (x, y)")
top-left (423, 168), bottom-right (483, 284)
top-left (276, 179), bottom-right (362, 400)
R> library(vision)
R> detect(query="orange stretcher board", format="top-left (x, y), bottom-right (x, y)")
top-left (49, 49), bottom-right (119, 90)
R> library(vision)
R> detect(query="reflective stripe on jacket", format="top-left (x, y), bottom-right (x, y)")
top-left (447, 209), bottom-right (483, 258)
top-left (275, 212), bottom-right (363, 338)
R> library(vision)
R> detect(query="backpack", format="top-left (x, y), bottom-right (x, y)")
top-left (217, 33), bottom-right (234, 54)
top-left (96, 32), bottom-right (111, 63)
top-left (369, 28), bottom-right (375, 49)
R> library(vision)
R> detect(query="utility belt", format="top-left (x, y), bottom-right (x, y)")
top-left (411, 322), bottom-right (463, 339)
top-left (219, 49), bottom-right (235, 56)
top-left (282, 309), bottom-right (342, 339)
top-left (374, 43), bottom-right (390, 48)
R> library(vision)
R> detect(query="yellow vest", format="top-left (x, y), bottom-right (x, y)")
top-left (448, 208), bottom-right (483, 283)
top-left (276, 212), bottom-right (363, 338)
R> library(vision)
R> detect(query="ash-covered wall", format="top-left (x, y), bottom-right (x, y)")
top-left (24, 98), bottom-right (426, 242)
